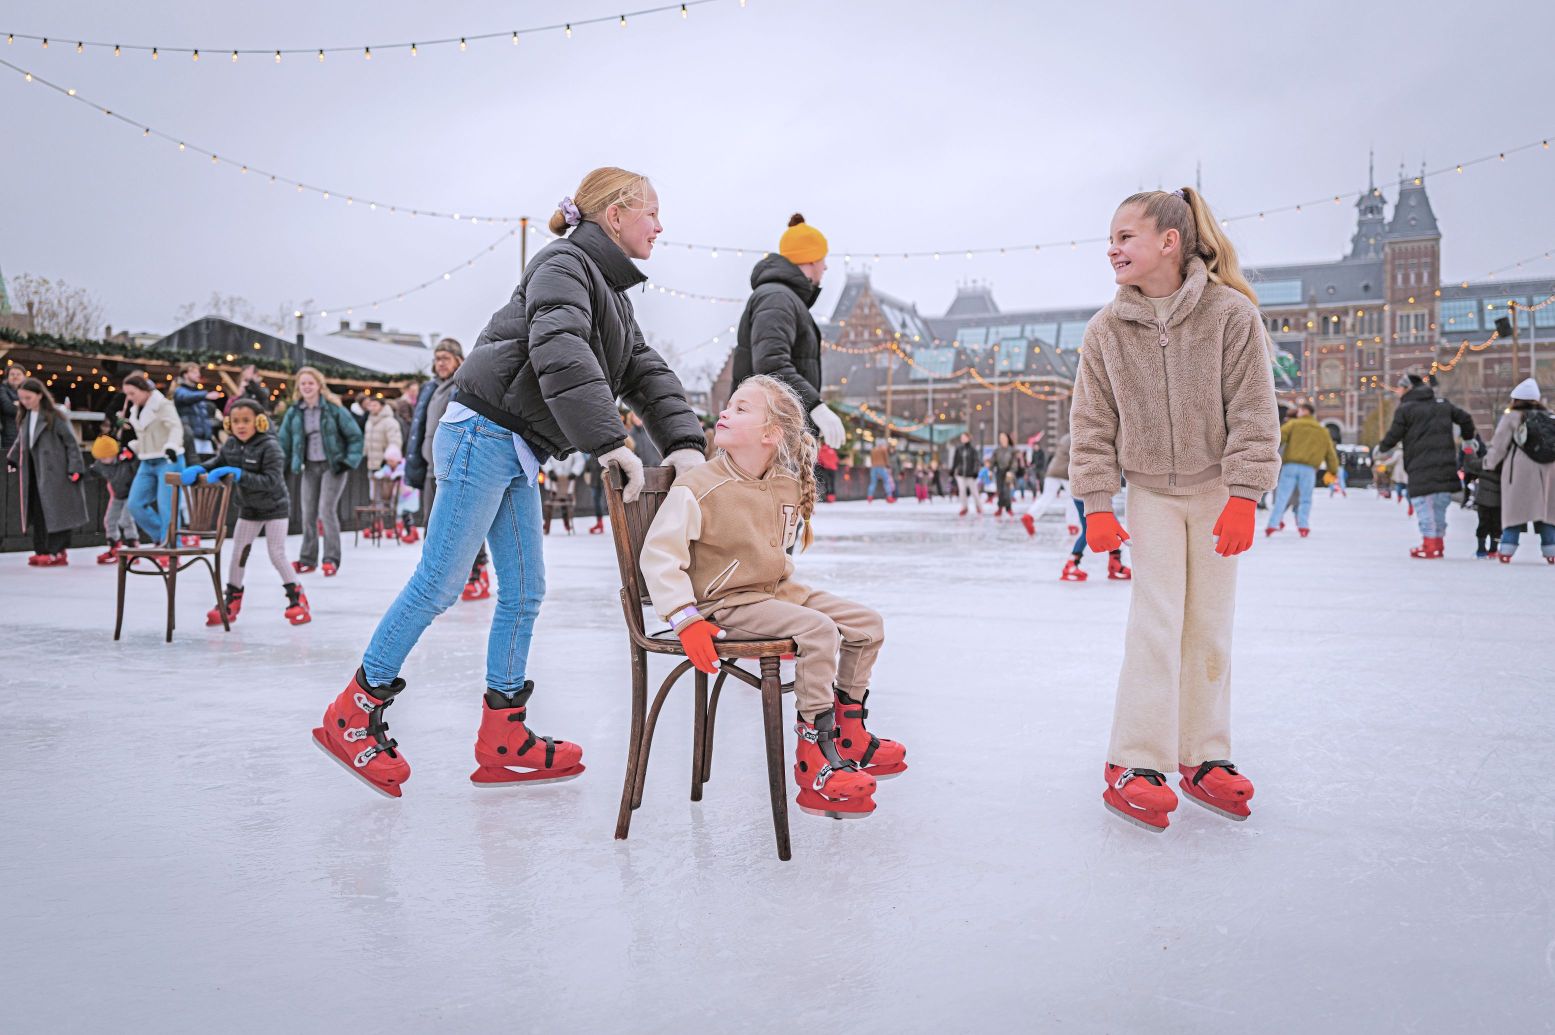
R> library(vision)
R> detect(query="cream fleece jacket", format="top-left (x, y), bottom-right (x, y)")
top-left (127, 390), bottom-right (185, 458)
top-left (641, 453), bottom-right (808, 632)
top-left (1069, 257), bottom-right (1280, 513)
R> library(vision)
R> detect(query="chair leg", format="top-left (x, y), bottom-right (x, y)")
top-left (615, 648), bottom-right (649, 841)
top-left (208, 557), bottom-right (230, 632)
top-left (164, 564), bottom-right (178, 643)
top-left (702, 669), bottom-right (729, 784)
top-left (114, 556), bottom-right (128, 640)
top-left (691, 669), bottom-right (708, 802)
top-left (633, 659), bottom-right (692, 810)
top-left (759, 655), bottom-right (793, 861)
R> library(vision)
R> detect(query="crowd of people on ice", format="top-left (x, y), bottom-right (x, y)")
top-left (9, 167), bottom-right (1554, 839)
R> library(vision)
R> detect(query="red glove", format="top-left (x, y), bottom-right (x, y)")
top-left (69, 472), bottom-right (81, 483)
top-left (677, 620), bottom-right (726, 675)
top-left (1213, 497), bottom-right (1256, 557)
top-left (1085, 511), bottom-right (1129, 553)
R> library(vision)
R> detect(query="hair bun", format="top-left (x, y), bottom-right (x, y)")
top-left (788, 213), bottom-right (806, 228)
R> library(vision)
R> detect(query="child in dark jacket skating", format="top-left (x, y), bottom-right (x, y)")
top-left (90, 435), bottom-right (142, 563)
top-left (183, 399), bottom-right (309, 625)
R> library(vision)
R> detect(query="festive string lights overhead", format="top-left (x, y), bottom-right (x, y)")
top-left (2, 1), bottom-right (727, 64)
top-left (1431, 286), bottom-right (1555, 376)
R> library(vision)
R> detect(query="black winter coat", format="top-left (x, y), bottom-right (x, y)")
top-left (733, 254), bottom-right (825, 414)
top-left (199, 430), bottom-right (291, 521)
top-left (1377, 384), bottom-right (1476, 496)
top-left (1462, 442), bottom-right (1501, 509)
top-left (6, 411), bottom-right (88, 533)
top-left (0, 382), bottom-right (19, 453)
top-left (951, 442), bottom-right (981, 478)
top-left (453, 221), bottom-right (705, 461)
top-left (403, 376), bottom-right (439, 490)
top-left (91, 455), bottom-right (138, 500)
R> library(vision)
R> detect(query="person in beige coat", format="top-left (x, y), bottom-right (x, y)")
top-left (1070, 187), bottom-right (1280, 832)
top-left (1483, 378), bottom-right (1555, 563)
top-left (641, 375), bottom-right (905, 819)
top-left (361, 396), bottom-right (404, 472)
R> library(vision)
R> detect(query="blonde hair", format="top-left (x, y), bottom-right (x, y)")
top-left (549, 167), bottom-right (652, 236)
top-left (1120, 187), bottom-right (1259, 306)
top-left (291, 366), bottom-right (341, 407)
top-left (736, 375), bottom-right (818, 551)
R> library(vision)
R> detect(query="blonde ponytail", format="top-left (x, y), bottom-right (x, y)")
top-left (1120, 188), bottom-right (1259, 306)
top-left (550, 166), bottom-right (651, 236)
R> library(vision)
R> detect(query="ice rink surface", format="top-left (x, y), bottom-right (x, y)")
top-left (3, 490), bottom-right (1553, 1033)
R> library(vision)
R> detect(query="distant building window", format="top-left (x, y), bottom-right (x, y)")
top-left (1023, 322), bottom-right (1059, 344)
top-left (1256, 279), bottom-right (1304, 305)
top-left (994, 324), bottom-right (1023, 341)
top-left (1439, 299), bottom-right (1479, 330)
top-left (995, 339), bottom-right (1029, 373)
top-left (1057, 323), bottom-right (1088, 350)
top-left (907, 347), bottom-right (957, 380)
top-left (958, 326), bottom-right (988, 347)
top-left (1537, 305), bottom-right (1555, 329)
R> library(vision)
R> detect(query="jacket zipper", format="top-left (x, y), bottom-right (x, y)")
top-left (704, 559), bottom-right (740, 598)
top-left (1158, 320), bottom-right (1177, 487)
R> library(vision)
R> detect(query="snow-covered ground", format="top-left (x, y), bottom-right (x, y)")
top-left (3, 489), bottom-right (1552, 1032)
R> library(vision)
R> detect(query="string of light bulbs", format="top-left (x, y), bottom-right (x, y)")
top-left (2, 2), bottom-right (730, 63)
top-left (6, 52), bottom-right (1551, 265)
top-left (1432, 286), bottom-right (1555, 375)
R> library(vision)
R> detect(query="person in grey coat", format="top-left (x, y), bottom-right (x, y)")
top-left (1484, 378), bottom-right (1555, 563)
top-left (6, 378), bottom-right (87, 564)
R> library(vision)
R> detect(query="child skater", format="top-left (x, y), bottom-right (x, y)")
top-left (376, 445), bottom-right (420, 543)
top-left (1069, 187), bottom-right (1280, 832)
top-left (90, 434), bottom-right (142, 563)
top-left (182, 399), bottom-right (310, 626)
top-left (641, 375), bottom-right (906, 818)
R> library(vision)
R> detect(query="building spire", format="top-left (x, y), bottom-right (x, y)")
top-left (1368, 148), bottom-right (1375, 191)
top-left (1195, 160), bottom-right (1202, 193)
top-left (0, 262), bottom-right (11, 315)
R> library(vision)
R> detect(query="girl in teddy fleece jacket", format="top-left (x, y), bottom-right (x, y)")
top-left (1069, 187), bottom-right (1281, 833)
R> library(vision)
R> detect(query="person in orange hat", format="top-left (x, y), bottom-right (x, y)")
top-left (731, 214), bottom-right (847, 453)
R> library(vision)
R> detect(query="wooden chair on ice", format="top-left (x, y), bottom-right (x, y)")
top-left (115, 471), bottom-right (234, 643)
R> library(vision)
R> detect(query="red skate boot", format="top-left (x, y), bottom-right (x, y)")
top-left (284, 582), bottom-right (312, 625)
top-left (1409, 537), bottom-right (1444, 559)
top-left (1102, 763), bottom-right (1178, 832)
top-left (292, 560), bottom-right (316, 574)
top-left (1020, 513), bottom-right (1036, 537)
top-left (1061, 556), bottom-right (1088, 582)
top-left (794, 708), bottom-right (876, 819)
top-left (588, 516), bottom-right (605, 534)
top-left (312, 667), bottom-right (411, 798)
top-left (322, 561), bottom-right (339, 577)
top-left (399, 523), bottom-right (420, 544)
top-left (97, 540), bottom-right (123, 565)
top-left (207, 585), bottom-right (242, 627)
top-left (833, 688), bottom-right (907, 777)
top-left (1298, 528), bottom-right (1310, 538)
top-left (1178, 760), bottom-right (1254, 821)
top-left (1107, 550), bottom-right (1131, 580)
top-left (462, 561), bottom-right (491, 601)
top-left (1067, 524), bottom-right (1079, 536)
top-left (471, 684), bottom-right (585, 785)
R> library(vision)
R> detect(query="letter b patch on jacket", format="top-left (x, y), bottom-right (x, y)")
top-left (780, 504), bottom-right (801, 549)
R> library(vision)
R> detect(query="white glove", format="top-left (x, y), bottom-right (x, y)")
top-left (598, 445), bottom-right (645, 503)
top-left (664, 448), bottom-right (706, 479)
top-left (809, 404), bottom-right (845, 449)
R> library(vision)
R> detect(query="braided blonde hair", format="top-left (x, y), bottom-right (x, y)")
top-left (737, 375), bottom-right (818, 550)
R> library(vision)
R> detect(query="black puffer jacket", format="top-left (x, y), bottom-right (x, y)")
top-left (1377, 383), bottom-right (1476, 496)
top-left (1462, 440), bottom-right (1500, 509)
top-left (198, 430), bottom-right (290, 521)
top-left (951, 441), bottom-right (981, 478)
top-left (453, 221), bottom-right (705, 461)
top-left (733, 254), bottom-right (824, 413)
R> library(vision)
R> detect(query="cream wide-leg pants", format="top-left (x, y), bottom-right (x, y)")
top-left (1107, 485), bottom-right (1239, 774)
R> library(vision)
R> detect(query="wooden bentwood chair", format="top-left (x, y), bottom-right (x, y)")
top-left (115, 471), bottom-right (235, 643)
top-left (604, 467), bottom-right (799, 861)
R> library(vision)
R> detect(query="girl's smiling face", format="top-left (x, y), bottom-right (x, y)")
top-left (1107, 203), bottom-right (1178, 289)
top-left (714, 383), bottom-right (778, 454)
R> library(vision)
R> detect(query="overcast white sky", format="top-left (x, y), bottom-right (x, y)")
top-left (4, 0), bottom-right (1553, 376)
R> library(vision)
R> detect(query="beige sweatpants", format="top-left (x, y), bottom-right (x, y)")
top-left (1108, 485), bottom-right (1239, 774)
top-left (715, 589), bottom-right (885, 721)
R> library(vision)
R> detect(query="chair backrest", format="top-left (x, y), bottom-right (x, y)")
top-left (371, 476), bottom-right (401, 506)
top-left (603, 466), bottom-right (678, 638)
top-left (162, 471), bottom-right (234, 550)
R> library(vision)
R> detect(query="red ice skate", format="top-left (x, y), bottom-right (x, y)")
top-left (833, 689), bottom-right (907, 776)
top-left (1178, 760), bottom-right (1254, 821)
top-left (471, 684), bottom-right (585, 785)
top-left (462, 561), bottom-right (491, 601)
top-left (1061, 557), bottom-right (1088, 582)
top-left (292, 560), bottom-right (316, 574)
top-left (1264, 522), bottom-right (1284, 538)
top-left (97, 540), bottom-right (124, 565)
top-left (794, 709), bottom-right (876, 818)
top-left (1067, 524), bottom-right (1079, 536)
top-left (1409, 537), bottom-right (1444, 559)
top-left (1020, 513), bottom-right (1036, 537)
top-left (312, 667), bottom-right (411, 797)
top-left (1107, 550), bottom-right (1131, 580)
top-left (322, 561), bottom-right (338, 577)
top-left (400, 523), bottom-right (420, 544)
top-left (1102, 763), bottom-right (1178, 832)
top-left (284, 583), bottom-right (311, 625)
top-left (207, 585), bottom-right (242, 627)
top-left (1298, 528), bottom-right (1310, 538)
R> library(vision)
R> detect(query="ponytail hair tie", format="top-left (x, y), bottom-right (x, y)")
top-left (558, 196), bottom-right (582, 227)
top-left (1171, 188), bottom-right (1187, 201)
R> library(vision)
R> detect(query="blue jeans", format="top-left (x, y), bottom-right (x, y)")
top-left (127, 455), bottom-right (184, 544)
top-left (1072, 499), bottom-right (1088, 555)
top-left (1267, 462), bottom-right (1317, 530)
top-left (1500, 521), bottom-right (1555, 557)
top-left (361, 415), bottom-right (545, 693)
top-left (1413, 491), bottom-right (1453, 538)
top-left (867, 466), bottom-right (895, 499)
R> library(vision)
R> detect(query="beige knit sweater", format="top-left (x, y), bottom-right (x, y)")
top-left (1069, 258), bottom-right (1280, 512)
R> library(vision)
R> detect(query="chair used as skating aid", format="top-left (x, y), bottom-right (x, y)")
top-left (604, 466), bottom-right (799, 861)
top-left (543, 471), bottom-right (578, 535)
top-left (354, 475), bottom-right (400, 548)
top-left (115, 471), bottom-right (234, 643)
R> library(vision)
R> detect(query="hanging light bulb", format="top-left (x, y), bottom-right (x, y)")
top-left (41, 38), bottom-right (48, 49)
top-left (364, 46), bottom-right (371, 59)
top-left (620, 14), bottom-right (628, 27)
top-left (178, 141), bottom-right (185, 151)
top-left (152, 46), bottom-right (159, 59)
top-left (76, 41), bottom-right (83, 54)
top-left (565, 24), bottom-right (572, 38)
top-left (192, 49), bottom-right (199, 61)
top-left (231, 50), bottom-right (238, 62)
top-left (317, 48), bottom-right (324, 62)
top-left (113, 44), bottom-right (120, 56)
top-left (460, 37), bottom-right (468, 51)
top-left (511, 31), bottom-right (519, 45)
top-left (23, 71), bottom-right (31, 82)
top-left (681, 4), bottom-right (689, 17)
top-left (410, 43), bottom-right (418, 56)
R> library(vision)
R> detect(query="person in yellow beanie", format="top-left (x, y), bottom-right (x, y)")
top-left (89, 431), bottom-right (143, 562)
top-left (732, 214), bottom-right (846, 450)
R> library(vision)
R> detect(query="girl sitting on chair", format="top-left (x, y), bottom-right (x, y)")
top-left (640, 374), bottom-right (906, 819)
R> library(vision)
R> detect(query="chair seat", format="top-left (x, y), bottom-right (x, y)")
top-left (642, 628), bottom-right (794, 659)
top-left (120, 545), bottom-right (219, 558)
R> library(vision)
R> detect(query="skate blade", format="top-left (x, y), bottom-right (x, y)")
top-left (798, 803), bottom-right (873, 821)
top-left (311, 728), bottom-right (403, 799)
top-left (1179, 786), bottom-right (1251, 821)
top-left (1103, 798), bottom-right (1168, 833)
top-left (470, 763), bottom-right (585, 787)
top-left (864, 762), bottom-right (908, 779)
